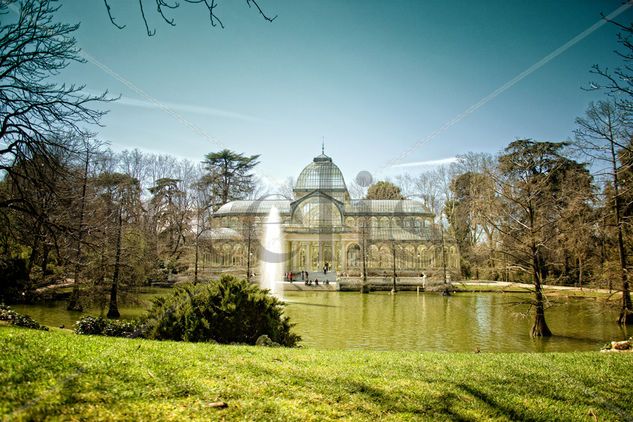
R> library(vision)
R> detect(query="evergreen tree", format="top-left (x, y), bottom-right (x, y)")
top-left (203, 149), bottom-right (260, 207)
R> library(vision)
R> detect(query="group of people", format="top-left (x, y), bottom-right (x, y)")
top-left (285, 270), bottom-right (308, 282)
top-left (304, 278), bottom-right (329, 286)
top-left (284, 266), bottom-right (332, 286)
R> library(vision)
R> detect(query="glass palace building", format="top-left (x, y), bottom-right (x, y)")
top-left (207, 152), bottom-right (460, 279)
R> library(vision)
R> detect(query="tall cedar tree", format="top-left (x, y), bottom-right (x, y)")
top-left (203, 150), bottom-right (260, 208)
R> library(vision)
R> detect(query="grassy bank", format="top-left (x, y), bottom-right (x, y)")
top-left (1, 327), bottom-right (632, 421)
top-left (454, 282), bottom-right (621, 300)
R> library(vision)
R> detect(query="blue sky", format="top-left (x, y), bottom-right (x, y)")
top-left (52, 0), bottom-right (633, 187)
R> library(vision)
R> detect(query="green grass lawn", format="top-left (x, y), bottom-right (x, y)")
top-left (1, 327), bottom-right (631, 421)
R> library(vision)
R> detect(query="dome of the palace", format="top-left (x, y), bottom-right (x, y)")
top-left (294, 153), bottom-right (347, 192)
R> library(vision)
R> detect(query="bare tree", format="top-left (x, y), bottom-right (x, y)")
top-left (447, 154), bottom-right (498, 279)
top-left (575, 100), bottom-right (633, 325)
top-left (488, 140), bottom-right (593, 336)
top-left (190, 171), bottom-right (215, 284)
top-left (277, 177), bottom-right (295, 200)
top-left (357, 215), bottom-right (370, 293)
top-left (94, 173), bottom-right (141, 319)
top-left (0, 0), bottom-right (110, 196)
top-left (241, 215), bottom-right (258, 282)
top-left (67, 139), bottom-right (103, 311)
top-left (103, 0), bottom-right (277, 36)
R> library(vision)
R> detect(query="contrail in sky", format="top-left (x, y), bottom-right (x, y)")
top-left (391, 157), bottom-right (458, 168)
top-left (114, 95), bottom-right (266, 123)
top-left (82, 51), bottom-right (227, 149)
top-left (383, 1), bottom-right (633, 171)
top-left (4, 2), bottom-right (228, 149)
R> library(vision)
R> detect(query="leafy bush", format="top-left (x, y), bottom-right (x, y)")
top-left (0, 304), bottom-right (48, 331)
top-left (142, 275), bottom-right (300, 347)
top-left (74, 316), bottom-right (142, 338)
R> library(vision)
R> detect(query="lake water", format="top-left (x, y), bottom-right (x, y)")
top-left (13, 290), bottom-right (628, 352)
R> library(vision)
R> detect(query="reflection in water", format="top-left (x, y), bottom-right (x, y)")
top-left (283, 292), bottom-right (623, 352)
top-left (12, 290), bottom-right (624, 352)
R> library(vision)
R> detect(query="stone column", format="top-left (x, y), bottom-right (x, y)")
top-left (341, 241), bottom-right (347, 272)
top-left (318, 241), bottom-right (323, 270)
top-left (306, 241), bottom-right (312, 272)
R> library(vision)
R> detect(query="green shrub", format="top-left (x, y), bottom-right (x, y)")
top-left (0, 304), bottom-right (48, 331)
top-left (74, 316), bottom-right (142, 338)
top-left (142, 275), bottom-right (300, 347)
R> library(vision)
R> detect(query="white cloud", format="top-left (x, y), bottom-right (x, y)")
top-left (390, 157), bottom-right (458, 168)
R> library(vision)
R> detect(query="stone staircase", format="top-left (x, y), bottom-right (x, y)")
top-left (285, 270), bottom-right (338, 291)
top-left (305, 270), bottom-right (337, 284)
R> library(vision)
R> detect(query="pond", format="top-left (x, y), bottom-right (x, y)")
top-left (12, 290), bottom-right (628, 353)
top-left (283, 291), bottom-right (626, 352)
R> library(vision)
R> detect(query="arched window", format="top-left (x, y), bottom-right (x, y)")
top-left (379, 245), bottom-right (390, 268)
top-left (292, 196), bottom-right (342, 227)
top-left (405, 245), bottom-right (415, 269)
top-left (347, 243), bottom-right (361, 268)
top-left (449, 246), bottom-right (458, 268)
top-left (369, 245), bottom-right (379, 268)
top-left (233, 245), bottom-right (243, 266)
top-left (299, 245), bottom-right (306, 268)
top-left (222, 244), bottom-right (231, 266)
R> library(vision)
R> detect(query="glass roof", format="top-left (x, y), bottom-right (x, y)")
top-left (201, 227), bottom-right (242, 240)
top-left (294, 154), bottom-right (347, 192)
top-left (215, 200), bottom-right (291, 215)
top-left (366, 227), bottom-right (434, 241)
top-left (346, 200), bottom-right (432, 215)
top-left (215, 199), bottom-right (432, 216)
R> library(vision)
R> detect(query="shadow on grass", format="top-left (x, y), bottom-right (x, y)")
top-left (228, 359), bottom-right (483, 420)
top-left (456, 383), bottom-right (536, 422)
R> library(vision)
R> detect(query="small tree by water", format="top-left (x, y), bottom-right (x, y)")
top-left (492, 140), bottom-right (593, 337)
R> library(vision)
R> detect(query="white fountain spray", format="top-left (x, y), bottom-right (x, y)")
top-left (260, 205), bottom-right (284, 297)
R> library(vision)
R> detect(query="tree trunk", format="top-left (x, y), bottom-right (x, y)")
top-left (609, 139), bottom-right (633, 324)
top-left (360, 221), bottom-right (369, 294)
top-left (531, 247), bottom-right (552, 337)
top-left (578, 256), bottom-right (583, 290)
top-left (194, 234), bottom-right (199, 285)
top-left (107, 206), bottom-right (122, 319)
top-left (68, 149), bottom-right (90, 311)
top-left (26, 231), bottom-right (40, 279)
top-left (246, 226), bottom-right (252, 282)
top-left (391, 242), bottom-right (397, 293)
top-left (40, 244), bottom-right (50, 278)
top-left (615, 208), bottom-right (632, 324)
top-left (440, 225), bottom-right (450, 296)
